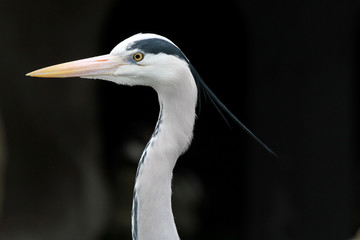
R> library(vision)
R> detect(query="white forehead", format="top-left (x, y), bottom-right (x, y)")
top-left (110, 33), bottom-right (176, 55)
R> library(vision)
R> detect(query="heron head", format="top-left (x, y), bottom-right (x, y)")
top-left (27, 33), bottom-right (278, 157)
top-left (27, 33), bottom-right (192, 91)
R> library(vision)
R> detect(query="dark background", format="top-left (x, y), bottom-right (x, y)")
top-left (0, 0), bottom-right (359, 240)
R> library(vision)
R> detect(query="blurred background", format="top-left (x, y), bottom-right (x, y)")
top-left (0, 0), bottom-right (359, 239)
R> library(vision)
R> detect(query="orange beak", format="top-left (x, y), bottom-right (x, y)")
top-left (26, 54), bottom-right (122, 78)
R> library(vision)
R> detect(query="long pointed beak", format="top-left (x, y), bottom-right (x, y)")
top-left (26, 54), bottom-right (122, 78)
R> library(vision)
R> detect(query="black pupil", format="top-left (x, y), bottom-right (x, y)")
top-left (135, 54), bottom-right (141, 60)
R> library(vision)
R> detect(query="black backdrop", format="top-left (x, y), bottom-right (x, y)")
top-left (0, 0), bottom-right (359, 240)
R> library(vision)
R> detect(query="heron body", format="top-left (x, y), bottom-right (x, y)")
top-left (27, 33), bottom-right (275, 240)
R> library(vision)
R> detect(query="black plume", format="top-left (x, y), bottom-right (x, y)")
top-left (189, 63), bottom-right (278, 158)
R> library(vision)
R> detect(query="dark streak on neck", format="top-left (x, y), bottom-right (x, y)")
top-left (132, 102), bottom-right (164, 240)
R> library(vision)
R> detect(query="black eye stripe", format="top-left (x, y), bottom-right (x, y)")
top-left (127, 38), bottom-right (188, 63)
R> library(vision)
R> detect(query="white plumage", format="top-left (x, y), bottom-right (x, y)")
top-left (27, 33), bottom-right (275, 240)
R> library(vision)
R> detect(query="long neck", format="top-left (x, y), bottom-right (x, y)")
top-left (132, 79), bottom-right (197, 240)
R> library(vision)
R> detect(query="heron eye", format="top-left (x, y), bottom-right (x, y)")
top-left (133, 52), bottom-right (144, 62)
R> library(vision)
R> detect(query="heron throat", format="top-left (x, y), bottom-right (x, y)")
top-left (131, 76), bottom-right (197, 240)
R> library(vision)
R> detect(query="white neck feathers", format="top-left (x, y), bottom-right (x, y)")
top-left (132, 65), bottom-right (197, 240)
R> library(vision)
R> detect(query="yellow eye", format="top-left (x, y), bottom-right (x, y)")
top-left (133, 52), bottom-right (144, 61)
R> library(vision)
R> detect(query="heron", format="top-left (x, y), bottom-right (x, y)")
top-left (27, 33), bottom-right (276, 240)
